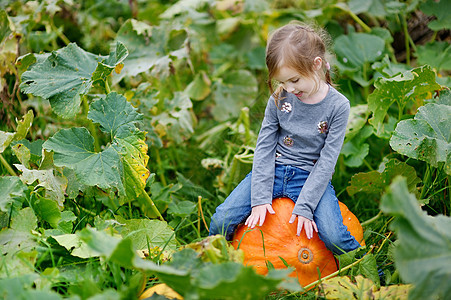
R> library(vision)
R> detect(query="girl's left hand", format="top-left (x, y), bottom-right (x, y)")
top-left (289, 215), bottom-right (318, 239)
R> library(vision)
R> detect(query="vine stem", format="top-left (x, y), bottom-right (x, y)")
top-left (141, 190), bottom-right (165, 222)
top-left (0, 154), bottom-right (17, 176)
top-left (361, 211), bottom-right (382, 227)
top-left (198, 196), bottom-right (209, 232)
top-left (301, 255), bottom-right (367, 291)
top-left (82, 96), bottom-right (101, 152)
top-left (334, 5), bottom-right (371, 33)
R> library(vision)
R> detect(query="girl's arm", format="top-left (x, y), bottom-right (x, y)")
top-left (249, 97), bottom-right (280, 222)
top-left (292, 100), bottom-right (350, 221)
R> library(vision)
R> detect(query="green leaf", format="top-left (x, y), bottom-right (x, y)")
top-left (114, 19), bottom-right (188, 83)
top-left (416, 42), bottom-right (451, 72)
top-left (0, 250), bottom-right (38, 279)
top-left (78, 227), bottom-right (146, 269)
top-left (12, 143), bottom-right (31, 168)
top-left (183, 235), bottom-right (244, 264)
top-left (347, 159), bottom-right (421, 197)
top-left (14, 110), bottom-right (34, 142)
top-left (185, 71), bottom-right (211, 101)
top-left (345, 104), bottom-right (370, 141)
top-left (334, 32), bottom-right (385, 86)
top-left (20, 43), bottom-right (126, 118)
top-left (43, 127), bottom-right (125, 195)
top-left (52, 234), bottom-right (97, 258)
top-left (0, 110), bottom-right (34, 153)
top-left (380, 177), bottom-right (451, 300)
top-left (342, 125), bottom-right (373, 167)
top-left (0, 132), bottom-right (14, 153)
top-left (420, 0), bottom-right (451, 30)
top-left (88, 92), bottom-right (143, 139)
top-left (0, 176), bottom-right (27, 212)
top-left (12, 139), bottom-right (44, 166)
top-left (0, 9), bottom-right (11, 42)
top-left (168, 200), bottom-right (196, 217)
top-left (118, 218), bottom-right (177, 251)
top-left (20, 43), bottom-right (100, 118)
top-left (390, 91), bottom-right (451, 174)
top-left (14, 164), bottom-right (67, 209)
top-left (33, 197), bottom-right (61, 228)
top-left (91, 41), bottom-right (128, 85)
top-left (346, 170), bottom-right (384, 196)
top-left (58, 210), bottom-right (76, 233)
top-left (368, 65), bottom-right (441, 137)
top-left (89, 92), bottom-right (150, 200)
top-left (150, 248), bottom-right (295, 299)
top-left (212, 69), bottom-right (257, 121)
top-left (10, 207), bottom-right (37, 232)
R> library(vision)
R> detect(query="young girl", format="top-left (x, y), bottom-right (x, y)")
top-left (209, 22), bottom-right (361, 255)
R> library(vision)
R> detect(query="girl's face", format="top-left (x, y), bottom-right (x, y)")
top-left (273, 65), bottom-right (320, 102)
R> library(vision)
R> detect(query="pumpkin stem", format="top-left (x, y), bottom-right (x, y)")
top-left (298, 248), bottom-right (313, 264)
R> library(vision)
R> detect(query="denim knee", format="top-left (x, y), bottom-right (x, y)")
top-left (318, 227), bottom-right (361, 255)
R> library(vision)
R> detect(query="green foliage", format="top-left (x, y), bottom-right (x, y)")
top-left (0, 0), bottom-right (450, 299)
top-left (368, 65), bottom-right (441, 138)
top-left (390, 90), bottom-right (451, 175)
top-left (20, 42), bottom-right (128, 118)
top-left (380, 177), bottom-right (451, 300)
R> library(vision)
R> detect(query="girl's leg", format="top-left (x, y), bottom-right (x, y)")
top-left (209, 172), bottom-right (252, 240)
top-left (313, 183), bottom-right (362, 254)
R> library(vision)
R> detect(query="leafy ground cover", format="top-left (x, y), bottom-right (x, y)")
top-left (0, 0), bottom-right (450, 299)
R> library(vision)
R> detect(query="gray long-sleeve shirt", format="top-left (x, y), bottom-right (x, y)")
top-left (250, 86), bottom-right (350, 220)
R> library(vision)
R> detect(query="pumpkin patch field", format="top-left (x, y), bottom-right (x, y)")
top-left (0, 1), bottom-right (450, 299)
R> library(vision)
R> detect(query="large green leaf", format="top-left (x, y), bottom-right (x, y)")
top-left (390, 90), bottom-right (451, 174)
top-left (43, 93), bottom-right (150, 201)
top-left (88, 92), bottom-right (150, 200)
top-left (0, 176), bottom-right (27, 212)
top-left (42, 127), bottom-right (126, 196)
top-left (212, 69), bottom-right (258, 121)
top-left (118, 218), bottom-right (177, 251)
top-left (380, 177), bottom-right (451, 300)
top-left (20, 42), bottom-right (128, 118)
top-left (334, 32), bottom-right (385, 86)
top-left (88, 92), bottom-right (143, 139)
top-left (114, 19), bottom-right (188, 83)
top-left (416, 42), bottom-right (451, 72)
top-left (420, 0), bottom-right (451, 30)
top-left (368, 65), bottom-right (441, 137)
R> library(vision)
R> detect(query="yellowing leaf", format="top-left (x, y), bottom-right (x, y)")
top-left (0, 110), bottom-right (33, 153)
top-left (115, 62), bottom-right (124, 74)
top-left (321, 275), bottom-right (411, 300)
top-left (139, 283), bottom-right (183, 300)
top-left (14, 164), bottom-right (67, 209)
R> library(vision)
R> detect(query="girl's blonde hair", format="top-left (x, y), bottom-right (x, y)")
top-left (265, 22), bottom-right (333, 100)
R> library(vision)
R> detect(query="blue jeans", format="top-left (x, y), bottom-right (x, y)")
top-left (209, 164), bottom-right (361, 254)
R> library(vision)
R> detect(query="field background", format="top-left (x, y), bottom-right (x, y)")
top-left (0, 0), bottom-right (450, 299)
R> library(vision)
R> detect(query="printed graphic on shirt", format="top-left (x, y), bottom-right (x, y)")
top-left (317, 121), bottom-right (328, 134)
top-left (275, 151), bottom-right (282, 158)
top-left (283, 136), bottom-right (294, 147)
top-left (281, 102), bottom-right (292, 113)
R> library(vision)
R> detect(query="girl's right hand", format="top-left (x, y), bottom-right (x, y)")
top-left (245, 204), bottom-right (275, 228)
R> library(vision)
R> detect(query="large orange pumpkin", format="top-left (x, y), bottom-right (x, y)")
top-left (231, 197), bottom-right (364, 287)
